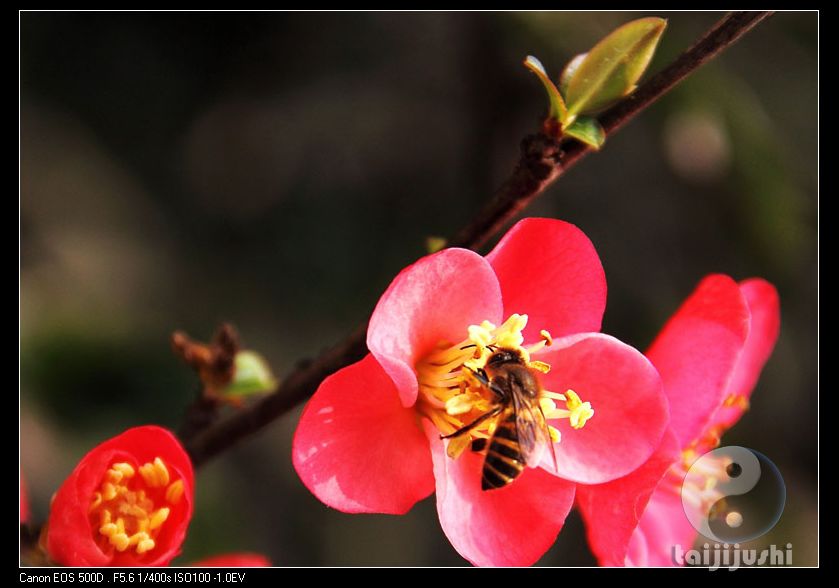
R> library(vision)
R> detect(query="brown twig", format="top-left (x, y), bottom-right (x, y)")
top-left (183, 11), bottom-right (772, 467)
top-left (20, 523), bottom-right (46, 566)
top-left (172, 324), bottom-right (246, 440)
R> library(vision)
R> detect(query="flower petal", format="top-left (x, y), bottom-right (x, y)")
top-left (713, 278), bottom-right (780, 430)
top-left (48, 448), bottom-right (118, 566)
top-left (485, 218), bottom-right (606, 341)
top-left (191, 553), bottom-right (271, 567)
top-left (624, 528), bottom-right (650, 567)
top-left (538, 333), bottom-right (667, 484)
top-left (632, 485), bottom-right (698, 566)
top-left (20, 471), bottom-right (28, 524)
top-left (368, 248), bottom-right (503, 407)
top-left (646, 275), bottom-right (750, 447)
top-left (293, 355), bottom-right (434, 514)
top-left (110, 426), bottom-right (195, 492)
top-left (425, 421), bottom-right (575, 567)
top-left (576, 428), bottom-right (680, 566)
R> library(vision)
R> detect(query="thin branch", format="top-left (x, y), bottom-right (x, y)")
top-left (184, 11), bottom-right (772, 467)
top-left (449, 10), bottom-right (773, 250)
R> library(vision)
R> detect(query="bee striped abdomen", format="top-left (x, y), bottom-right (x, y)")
top-left (481, 412), bottom-right (525, 490)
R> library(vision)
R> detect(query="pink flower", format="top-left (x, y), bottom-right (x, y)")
top-left (293, 218), bottom-right (669, 566)
top-left (577, 275), bottom-right (780, 566)
top-left (190, 553), bottom-right (271, 567)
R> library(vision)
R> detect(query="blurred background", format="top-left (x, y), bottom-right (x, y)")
top-left (20, 12), bottom-right (817, 566)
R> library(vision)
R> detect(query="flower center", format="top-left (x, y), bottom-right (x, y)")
top-left (667, 448), bottom-right (736, 528)
top-left (88, 458), bottom-right (184, 556)
top-left (666, 421), bottom-right (736, 523)
top-left (666, 402), bottom-right (749, 520)
top-left (415, 313), bottom-right (594, 460)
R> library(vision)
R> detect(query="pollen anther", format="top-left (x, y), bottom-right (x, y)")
top-left (415, 313), bottom-right (594, 463)
top-left (89, 456), bottom-right (179, 557)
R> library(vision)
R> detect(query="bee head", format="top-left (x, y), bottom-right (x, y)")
top-left (486, 348), bottom-right (523, 366)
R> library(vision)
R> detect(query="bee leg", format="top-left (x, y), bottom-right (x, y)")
top-left (471, 438), bottom-right (488, 452)
top-left (440, 407), bottom-right (501, 440)
top-left (465, 366), bottom-right (490, 386)
top-left (465, 366), bottom-right (506, 399)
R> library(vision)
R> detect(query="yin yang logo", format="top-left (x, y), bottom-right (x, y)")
top-left (682, 446), bottom-right (786, 543)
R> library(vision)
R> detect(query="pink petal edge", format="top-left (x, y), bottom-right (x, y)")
top-left (486, 218), bottom-right (607, 341)
top-left (646, 275), bottom-right (750, 447)
top-left (576, 428), bottom-right (680, 566)
top-left (425, 421), bottom-right (576, 567)
top-left (367, 248), bottom-right (503, 407)
top-left (630, 484), bottom-right (698, 566)
top-left (293, 355), bottom-right (435, 514)
top-left (538, 333), bottom-right (668, 484)
top-left (712, 278), bottom-right (780, 430)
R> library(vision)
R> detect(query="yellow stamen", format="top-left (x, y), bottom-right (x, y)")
top-left (106, 469), bottom-right (124, 484)
top-left (415, 313), bottom-right (595, 468)
top-left (543, 390), bottom-right (568, 402)
top-left (668, 450), bottom-right (731, 520)
top-left (467, 324), bottom-right (494, 349)
top-left (540, 330), bottom-right (553, 347)
top-left (723, 393), bottom-right (750, 410)
top-left (139, 464), bottom-right (157, 487)
top-left (446, 435), bottom-right (472, 460)
top-left (148, 508), bottom-right (170, 531)
top-left (128, 531), bottom-right (147, 546)
top-left (445, 394), bottom-right (477, 416)
top-left (113, 463), bottom-right (135, 478)
top-left (111, 533), bottom-right (130, 552)
top-left (166, 480), bottom-right (185, 505)
top-left (529, 360), bottom-right (551, 374)
top-left (540, 397), bottom-right (557, 413)
top-left (89, 456), bottom-right (182, 557)
top-left (493, 314), bottom-right (527, 350)
top-left (153, 458), bottom-right (170, 486)
top-left (564, 389), bottom-right (594, 429)
top-left (548, 425), bottom-right (561, 443)
top-left (89, 492), bottom-right (103, 513)
top-left (139, 458), bottom-right (170, 488)
top-left (103, 482), bottom-right (118, 501)
top-left (682, 448), bottom-right (698, 467)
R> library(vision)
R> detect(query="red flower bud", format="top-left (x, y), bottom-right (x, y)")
top-left (46, 426), bottom-right (194, 567)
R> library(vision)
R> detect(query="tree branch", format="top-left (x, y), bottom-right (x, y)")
top-left (449, 10), bottom-right (772, 250)
top-left (184, 11), bottom-right (772, 467)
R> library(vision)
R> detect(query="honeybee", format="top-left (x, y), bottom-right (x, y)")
top-left (441, 347), bottom-right (558, 491)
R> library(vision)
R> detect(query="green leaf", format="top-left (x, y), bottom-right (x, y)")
top-left (559, 53), bottom-right (586, 97)
top-left (564, 17), bottom-right (667, 116)
top-left (563, 116), bottom-right (605, 150)
top-left (223, 351), bottom-right (277, 397)
top-left (523, 55), bottom-right (569, 124)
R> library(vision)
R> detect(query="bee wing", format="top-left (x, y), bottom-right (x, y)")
top-left (511, 388), bottom-right (554, 469)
